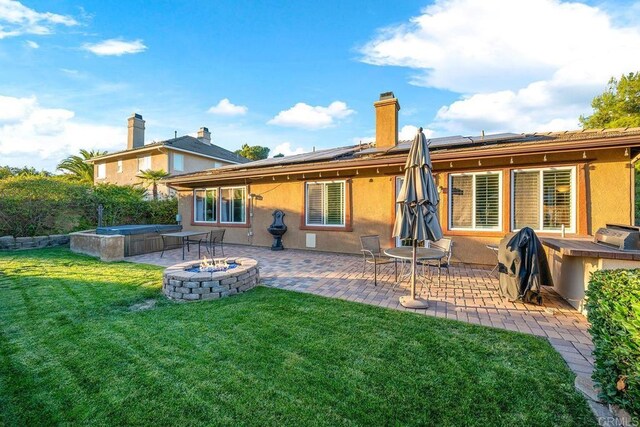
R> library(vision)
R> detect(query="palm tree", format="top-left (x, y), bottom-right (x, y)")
top-left (57, 149), bottom-right (107, 183)
top-left (138, 169), bottom-right (170, 200)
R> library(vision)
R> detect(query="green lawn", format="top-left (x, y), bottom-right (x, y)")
top-left (0, 248), bottom-right (595, 426)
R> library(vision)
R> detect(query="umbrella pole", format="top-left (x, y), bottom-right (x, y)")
top-left (399, 239), bottom-right (429, 309)
top-left (411, 240), bottom-right (417, 299)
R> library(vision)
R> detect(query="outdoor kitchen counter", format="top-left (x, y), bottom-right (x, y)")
top-left (541, 237), bottom-right (640, 311)
top-left (541, 237), bottom-right (640, 260)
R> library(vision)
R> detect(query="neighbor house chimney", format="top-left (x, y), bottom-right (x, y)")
top-left (127, 113), bottom-right (145, 150)
top-left (197, 127), bottom-right (211, 145)
top-left (374, 91), bottom-right (400, 149)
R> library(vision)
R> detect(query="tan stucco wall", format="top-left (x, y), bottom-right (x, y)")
top-left (168, 151), bottom-right (230, 175)
top-left (179, 173), bottom-right (397, 254)
top-left (175, 148), bottom-right (634, 265)
top-left (94, 149), bottom-right (232, 198)
top-left (433, 148), bottom-right (633, 265)
top-left (94, 151), bottom-right (168, 187)
top-left (587, 150), bottom-right (633, 232)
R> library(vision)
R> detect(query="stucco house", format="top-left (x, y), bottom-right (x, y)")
top-left (87, 113), bottom-right (249, 198)
top-left (165, 92), bottom-right (640, 267)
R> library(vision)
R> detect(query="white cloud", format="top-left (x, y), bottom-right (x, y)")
top-left (0, 94), bottom-right (124, 170)
top-left (360, 0), bottom-right (640, 133)
top-left (0, 94), bottom-right (35, 123)
top-left (25, 40), bottom-right (38, 48)
top-left (82, 38), bottom-right (147, 56)
top-left (207, 98), bottom-right (248, 116)
top-left (271, 142), bottom-right (305, 157)
top-left (399, 125), bottom-right (434, 141)
top-left (0, 0), bottom-right (77, 39)
top-left (268, 101), bottom-right (354, 130)
top-left (433, 80), bottom-right (585, 133)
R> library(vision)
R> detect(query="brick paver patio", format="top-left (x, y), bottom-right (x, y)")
top-left (127, 244), bottom-right (594, 377)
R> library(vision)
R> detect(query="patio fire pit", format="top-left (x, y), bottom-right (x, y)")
top-left (162, 257), bottom-right (259, 301)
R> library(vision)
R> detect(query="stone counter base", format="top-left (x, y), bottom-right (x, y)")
top-left (162, 257), bottom-right (259, 301)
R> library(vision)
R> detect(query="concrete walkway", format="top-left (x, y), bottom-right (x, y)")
top-left (127, 244), bottom-right (594, 378)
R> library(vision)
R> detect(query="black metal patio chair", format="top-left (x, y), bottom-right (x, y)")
top-left (202, 229), bottom-right (225, 257)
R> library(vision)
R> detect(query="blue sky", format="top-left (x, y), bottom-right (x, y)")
top-left (2, 0), bottom-right (640, 171)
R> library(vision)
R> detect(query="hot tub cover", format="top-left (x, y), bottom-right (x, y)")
top-left (96, 224), bottom-right (182, 236)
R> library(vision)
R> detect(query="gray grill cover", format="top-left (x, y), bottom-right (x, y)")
top-left (498, 228), bottom-right (553, 304)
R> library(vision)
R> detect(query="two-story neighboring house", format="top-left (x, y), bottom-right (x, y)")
top-left (87, 113), bottom-right (249, 198)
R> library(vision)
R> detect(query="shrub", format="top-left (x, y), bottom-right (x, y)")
top-left (146, 198), bottom-right (178, 224)
top-left (0, 177), bottom-right (178, 236)
top-left (0, 176), bottom-right (90, 236)
top-left (586, 270), bottom-right (640, 418)
top-left (89, 184), bottom-right (149, 226)
top-left (88, 184), bottom-right (177, 226)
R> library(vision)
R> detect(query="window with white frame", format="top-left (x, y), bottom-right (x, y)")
top-left (116, 160), bottom-right (123, 173)
top-left (220, 187), bottom-right (246, 223)
top-left (96, 163), bottom-right (106, 179)
top-left (193, 189), bottom-right (217, 222)
top-left (173, 153), bottom-right (184, 171)
top-left (511, 167), bottom-right (575, 232)
top-left (305, 181), bottom-right (345, 227)
top-left (449, 172), bottom-right (501, 230)
top-left (138, 155), bottom-right (151, 172)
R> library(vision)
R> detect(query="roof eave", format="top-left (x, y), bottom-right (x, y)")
top-left (165, 134), bottom-right (640, 186)
top-left (86, 144), bottom-right (245, 165)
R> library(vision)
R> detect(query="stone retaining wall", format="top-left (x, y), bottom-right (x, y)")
top-left (162, 257), bottom-right (259, 301)
top-left (0, 234), bottom-right (70, 251)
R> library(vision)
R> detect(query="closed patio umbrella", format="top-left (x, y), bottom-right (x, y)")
top-left (393, 127), bottom-right (443, 309)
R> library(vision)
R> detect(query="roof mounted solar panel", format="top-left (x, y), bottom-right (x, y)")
top-left (218, 145), bottom-right (361, 171)
top-left (428, 135), bottom-right (472, 148)
top-left (468, 133), bottom-right (521, 144)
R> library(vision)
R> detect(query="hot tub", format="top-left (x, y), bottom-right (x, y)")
top-left (71, 224), bottom-right (182, 260)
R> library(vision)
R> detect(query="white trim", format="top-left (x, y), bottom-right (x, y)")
top-left (305, 180), bottom-right (346, 227)
top-left (510, 166), bottom-right (576, 234)
top-left (173, 153), bottom-right (184, 172)
top-left (137, 155), bottom-right (151, 172)
top-left (116, 160), bottom-right (123, 173)
top-left (219, 186), bottom-right (247, 224)
top-left (448, 170), bottom-right (502, 231)
top-left (96, 163), bottom-right (106, 180)
top-left (193, 188), bottom-right (218, 223)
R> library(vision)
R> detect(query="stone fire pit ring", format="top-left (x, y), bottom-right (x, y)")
top-left (162, 257), bottom-right (259, 301)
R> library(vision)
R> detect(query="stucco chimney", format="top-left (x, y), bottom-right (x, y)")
top-left (127, 113), bottom-right (145, 150)
top-left (374, 91), bottom-right (400, 149)
top-left (197, 127), bottom-right (211, 145)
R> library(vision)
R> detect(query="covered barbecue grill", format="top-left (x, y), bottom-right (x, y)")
top-left (498, 227), bottom-right (554, 304)
top-left (594, 224), bottom-right (640, 251)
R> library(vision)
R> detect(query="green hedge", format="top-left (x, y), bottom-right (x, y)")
top-left (0, 176), bottom-right (177, 237)
top-left (586, 270), bottom-right (640, 418)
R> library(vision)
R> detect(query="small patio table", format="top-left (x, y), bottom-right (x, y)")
top-left (160, 231), bottom-right (209, 260)
top-left (384, 247), bottom-right (446, 288)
